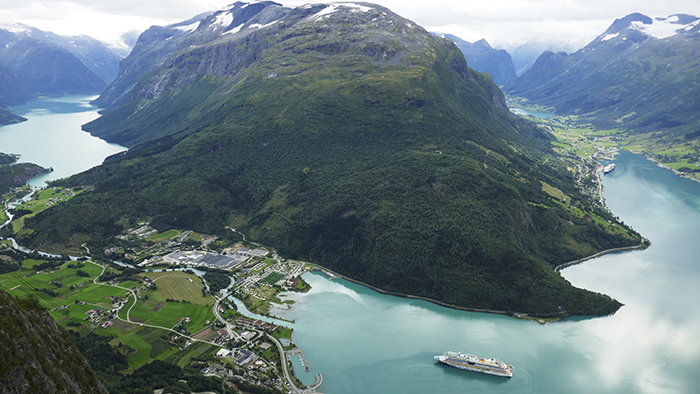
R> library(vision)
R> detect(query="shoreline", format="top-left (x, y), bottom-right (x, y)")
top-left (303, 234), bottom-right (649, 323)
top-left (554, 238), bottom-right (650, 273)
top-left (305, 264), bottom-right (552, 323)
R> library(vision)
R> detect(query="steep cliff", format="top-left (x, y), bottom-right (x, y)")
top-left (0, 291), bottom-right (107, 394)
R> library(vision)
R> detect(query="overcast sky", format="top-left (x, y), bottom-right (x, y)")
top-left (2, 0), bottom-right (700, 49)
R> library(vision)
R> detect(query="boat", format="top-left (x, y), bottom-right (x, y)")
top-left (434, 351), bottom-right (513, 377)
top-left (603, 163), bottom-right (616, 173)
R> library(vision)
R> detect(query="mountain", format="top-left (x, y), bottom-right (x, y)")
top-left (17, 2), bottom-right (638, 316)
top-left (0, 63), bottom-right (30, 108)
top-left (0, 158), bottom-right (51, 194)
top-left (0, 290), bottom-right (108, 393)
top-left (503, 13), bottom-right (700, 140)
top-left (496, 38), bottom-right (589, 75)
top-left (0, 24), bottom-right (124, 98)
top-left (0, 65), bottom-right (27, 124)
top-left (92, 12), bottom-right (213, 108)
top-left (442, 34), bottom-right (516, 85)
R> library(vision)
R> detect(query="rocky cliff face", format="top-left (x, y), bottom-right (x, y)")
top-left (0, 291), bottom-right (107, 394)
top-left (444, 35), bottom-right (517, 85)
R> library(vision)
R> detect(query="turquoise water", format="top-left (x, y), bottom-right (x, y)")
top-left (510, 107), bottom-right (557, 119)
top-left (270, 151), bottom-right (700, 393)
top-left (0, 96), bottom-right (127, 187)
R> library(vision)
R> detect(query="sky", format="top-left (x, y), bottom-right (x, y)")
top-left (1, 0), bottom-right (700, 50)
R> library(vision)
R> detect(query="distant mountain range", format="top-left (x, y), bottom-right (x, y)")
top-left (440, 34), bottom-right (516, 85)
top-left (16, 2), bottom-right (638, 317)
top-left (496, 38), bottom-right (590, 76)
top-left (0, 23), bottom-right (131, 124)
top-left (504, 13), bottom-right (700, 141)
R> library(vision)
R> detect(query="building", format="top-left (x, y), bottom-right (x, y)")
top-left (162, 250), bottom-right (247, 270)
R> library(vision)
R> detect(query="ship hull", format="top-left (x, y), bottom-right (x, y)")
top-left (434, 353), bottom-right (513, 378)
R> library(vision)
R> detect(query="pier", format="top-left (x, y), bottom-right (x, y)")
top-left (288, 347), bottom-right (311, 372)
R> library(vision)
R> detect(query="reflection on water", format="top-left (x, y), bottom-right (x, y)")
top-left (270, 151), bottom-right (700, 393)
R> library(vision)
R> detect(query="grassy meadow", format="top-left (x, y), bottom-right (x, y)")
top-left (0, 257), bottom-right (221, 369)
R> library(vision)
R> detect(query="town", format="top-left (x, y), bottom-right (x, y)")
top-left (0, 208), bottom-right (325, 394)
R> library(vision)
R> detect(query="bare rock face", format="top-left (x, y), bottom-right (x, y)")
top-left (0, 291), bottom-right (108, 394)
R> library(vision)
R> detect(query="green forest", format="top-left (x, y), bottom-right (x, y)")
top-left (7, 6), bottom-right (641, 317)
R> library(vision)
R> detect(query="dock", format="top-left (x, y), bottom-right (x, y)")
top-left (288, 347), bottom-right (311, 372)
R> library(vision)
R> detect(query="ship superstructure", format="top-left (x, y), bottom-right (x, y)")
top-left (603, 163), bottom-right (616, 173)
top-left (434, 351), bottom-right (513, 377)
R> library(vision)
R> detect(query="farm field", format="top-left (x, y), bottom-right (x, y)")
top-left (143, 271), bottom-right (211, 306)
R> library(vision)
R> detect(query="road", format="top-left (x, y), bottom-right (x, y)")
top-left (266, 333), bottom-right (303, 394)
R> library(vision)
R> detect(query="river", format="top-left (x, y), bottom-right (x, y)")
top-left (269, 151), bottom-right (700, 393)
top-left (0, 95), bottom-right (127, 187)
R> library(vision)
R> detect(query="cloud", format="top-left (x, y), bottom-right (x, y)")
top-left (1, 0), bottom-right (699, 47)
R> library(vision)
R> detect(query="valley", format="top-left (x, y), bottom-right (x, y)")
top-left (509, 97), bottom-right (700, 183)
top-left (2, 2), bottom-right (699, 394)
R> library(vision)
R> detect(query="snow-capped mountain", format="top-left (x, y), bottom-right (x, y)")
top-left (504, 12), bottom-right (700, 140)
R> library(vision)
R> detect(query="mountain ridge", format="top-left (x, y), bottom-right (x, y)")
top-left (442, 34), bottom-right (517, 85)
top-left (504, 12), bottom-right (700, 142)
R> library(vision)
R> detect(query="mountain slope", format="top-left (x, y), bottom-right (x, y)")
top-left (504, 13), bottom-right (700, 139)
top-left (0, 24), bottom-right (119, 98)
top-left (92, 12), bottom-right (213, 108)
top-left (19, 2), bottom-right (637, 316)
top-left (0, 290), bottom-right (108, 393)
top-left (444, 35), bottom-right (516, 85)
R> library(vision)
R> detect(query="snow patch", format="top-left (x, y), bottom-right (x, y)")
top-left (222, 24), bottom-right (244, 35)
top-left (175, 22), bottom-right (200, 33)
top-left (630, 16), bottom-right (699, 39)
top-left (213, 11), bottom-right (234, 28)
top-left (685, 20), bottom-right (700, 31)
top-left (313, 3), bottom-right (372, 18)
top-left (0, 24), bottom-right (29, 34)
top-left (601, 33), bottom-right (618, 41)
top-left (249, 20), bottom-right (280, 29)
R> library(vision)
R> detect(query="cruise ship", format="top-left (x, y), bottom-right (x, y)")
top-left (434, 351), bottom-right (513, 377)
top-left (603, 163), bottom-right (616, 173)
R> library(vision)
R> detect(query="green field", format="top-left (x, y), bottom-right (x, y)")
top-left (10, 187), bottom-right (82, 234)
top-left (261, 272), bottom-right (284, 285)
top-left (146, 229), bottom-right (180, 243)
top-left (143, 271), bottom-right (210, 306)
top-left (1, 251), bottom-right (229, 375)
top-left (0, 260), bottom-right (107, 307)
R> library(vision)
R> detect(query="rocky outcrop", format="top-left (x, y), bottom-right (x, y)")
top-left (0, 291), bottom-right (107, 394)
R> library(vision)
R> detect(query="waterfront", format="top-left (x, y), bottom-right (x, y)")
top-left (271, 151), bottom-right (700, 393)
top-left (0, 95), bottom-right (127, 187)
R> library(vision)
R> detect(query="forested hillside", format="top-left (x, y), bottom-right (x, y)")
top-left (15, 2), bottom-right (639, 316)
